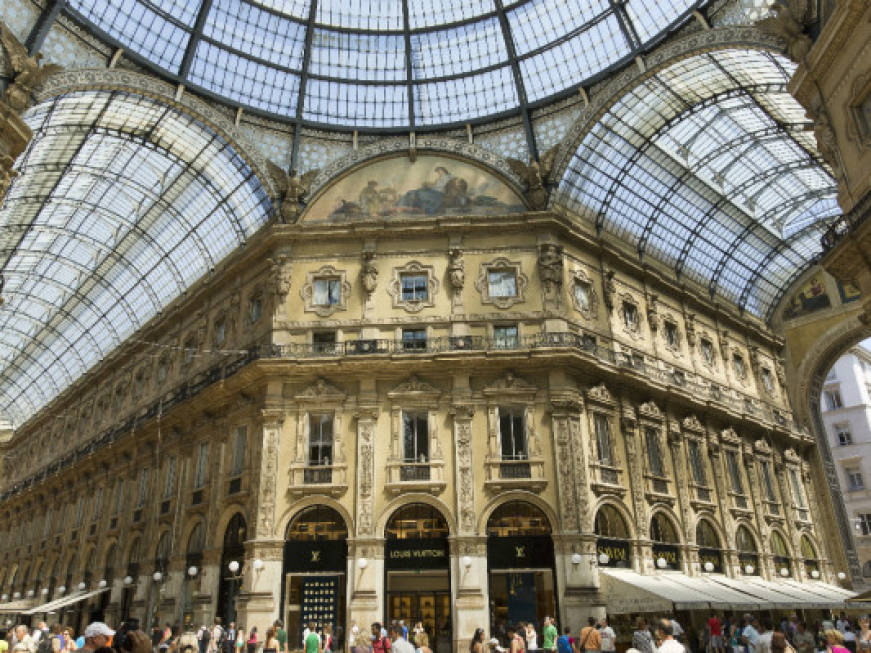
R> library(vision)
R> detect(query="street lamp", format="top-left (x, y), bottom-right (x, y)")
top-left (656, 557), bottom-right (667, 569)
top-left (703, 562), bottom-right (715, 573)
top-left (597, 553), bottom-right (610, 566)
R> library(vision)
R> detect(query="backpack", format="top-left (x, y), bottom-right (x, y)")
top-left (36, 636), bottom-right (52, 653)
top-left (557, 636), bottom-right (573, 653)
top-left (202, 629), bottom-right (211, 644)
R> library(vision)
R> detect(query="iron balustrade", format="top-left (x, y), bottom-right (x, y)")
top-left (399, 464), bottom-right (431, 481)
top-left (499, 461), bottom-right (532, 479)
top-left (303, 467), bottom-right (333, 484)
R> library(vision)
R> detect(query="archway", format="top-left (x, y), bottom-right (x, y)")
top-left (771, 531), bottom-right (793, 578)
top-left (594, 504), bottom-right (633, 569)
top-left (217, 513), bottom-right (247, 627)
top-left (183, 523), bottom-right (205, 626)
top-left (696, 519), bottom-right (724, 574)
top-left (486, 500), bottom-right (555, 646)
top-left (121, 536), bottom-right (141, 620)
top-left (147, 532), bottom-right (171, 629)
top-left (801, 535), bottom-right (822, 579)
top-left (650, 512), bottom-right (681, 571)
top-left (283, 506), bottom-right (348, 649)
top-left (96, 544), bottom-right (117, 622)
top-left (736, 525), bottom-right (760, 576)
top-left (384, 503), bottom-right (450, 653)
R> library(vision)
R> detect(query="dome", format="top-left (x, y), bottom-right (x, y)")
top-left (67, 0), bottom-right (703, 128)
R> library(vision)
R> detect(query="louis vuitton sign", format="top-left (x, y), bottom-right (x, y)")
top-left (385, 538), bottom-right (449, 570)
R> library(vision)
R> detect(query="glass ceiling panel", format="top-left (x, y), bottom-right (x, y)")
top-left (65, 0), bottom-right (709, 128)
top-left (555, 49), bottom-right (839, 318)
top-left (0, 91), bottom-right (272, 428)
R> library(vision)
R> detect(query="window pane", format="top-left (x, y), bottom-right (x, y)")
top-left (309, 414), bottom-right (333, 465)
top-left (401, 274), bottom-right (428, 301)
top-left (231, 426), bottom-right (247, 476)
top-left (594, 413), bottom-right (612, 464)
top-left (494, 325), bottom-right (518, 348)
top-left (489, 270), bottom-right (517, 297)
top-left (645, 428), bottom-right (663, 476)
top-left (499, 408), bottom-right (526, 459)
top-left (688, 440), bottom-right (706, 485)
top-left (402, 411), bottom-right (428, 461)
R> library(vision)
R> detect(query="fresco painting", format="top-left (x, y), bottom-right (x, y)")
top-left (782, 273), bottom-right (831, 319)
top-left (304, 155), bottom-right (526, 220)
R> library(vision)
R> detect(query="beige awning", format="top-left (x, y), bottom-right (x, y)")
top-left (0, 598), bottom-right (37, 614)
top-left (711, 575), bottom-right (853, 609)
top-left (600, 569), bottom-right (711, 613)
top-left (23, 588), bottom-right (108, 615)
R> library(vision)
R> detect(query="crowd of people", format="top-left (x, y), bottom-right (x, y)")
top-left (0, 613), bottom-right (867, 653)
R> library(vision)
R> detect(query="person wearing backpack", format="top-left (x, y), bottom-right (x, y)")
top-left (557, 629), bottom-right (574, 653)
top-left (370, 623), bottom-right (390, 653)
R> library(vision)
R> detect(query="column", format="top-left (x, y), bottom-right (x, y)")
top-left (194, 548), bottom-right (222, 626)
top-left (706, 436), bottom-right (738, 577)
top-left (666, 421), bottom-right (694, 575)
top-left (619, 404), bottom-right (649, 573)
top-left (347, 402), bottom-right (381, 630)
top-left (451, 401), bottom-right (487, 651)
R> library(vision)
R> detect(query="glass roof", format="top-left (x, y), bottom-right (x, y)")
top-left (63, 0), bottom-right (705, 129)
top-left (0, 91), bottom-right (272, 428)
top-left (555, 48), bottom-right (839, 318)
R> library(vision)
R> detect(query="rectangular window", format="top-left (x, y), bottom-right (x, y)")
top-left (309, 414), bottom-right (334, 465)
top-left (824, 388), bottom-right (843, 410)
top-left (194, 443), bottom-right (209, 490)
top-left (313, 278), bottom-right (342, 306)
top-left (499, 408), bottom-right (527, 460)
top-left (313, 331), bottom-right (337, 353)
top-left (163, 456), bottom-right (177, 499)
top-left (761, 461), bottom-right (778, 503)
top-left (688, 440), bottom-right (707, 486)
top-left (622, 302), bottom-right (638, 330)
top-left (402, 411), bottom-right (429, 462)
top-left (231, 427), bottom-right (247, 477)
top-left (733, 354), bottom-right (746, 378)
top-left (114, 479), bottom-right (124, 515)
top-left (835, 423), bottom-right (852, 445)
top-left (493, 324), bottom-right (518, 349)
top-left (727, 450), bottom-right (744, 494)
top-left (761, 368), bottom-right (774, 393)
top-left (645, 427), bottom-right (664, 476)
top-left (664, 322), bottom-right (678, 348)
top-left (183, 338), bottom-right (196, 365)
top-left (401, 273), bottom-right (428, 301)
top-left (574, 282), bottom-right (591, 312)
top-left (859, 513), bottom-right (871, 536)
top-left (593, 413), bottom-right (612, 465)
top-left (93, 487), bottom-right (104, 520)
top-left (848, 468), bottom-right (865, 491)
top-left (488, 269), bottom-right (517, 298)
top-left (137, 469), bottom-right (148, 508)
top-left (789, 469), bottom-right (807, 508)
top-left (701, 338), bottom-right (714, 364)
top-left (401, 328), bottom-right (427, 351)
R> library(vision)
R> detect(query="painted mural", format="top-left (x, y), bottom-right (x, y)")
top-left (782, 273), bottom-right (831, 319)
top-left (304, 155), bottom-right (526, 221)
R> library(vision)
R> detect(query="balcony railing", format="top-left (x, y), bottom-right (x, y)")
top-left (499, 461), bottom-right (532, 479)
top-left (399, 464), bottom-right (431, 481)
top-left (303, 467), bottom-right (333, 484)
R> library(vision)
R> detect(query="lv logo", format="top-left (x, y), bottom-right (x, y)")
top-left (515, 546), bottom-right (525, 558)
top-left (311, 550), bottom-right (321, 562)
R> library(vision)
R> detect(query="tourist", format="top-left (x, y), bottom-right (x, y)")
top-left (388, 625), bottom-right (412, 653)
top-left (837, 617), bottom-right (849, 636)
top-left (413, 631), bottom-right (431, 653)
top-left (709, 614), bottom-right (725, 653)
top-left (371, 624), bottom-right (389, 653)
top-left (742, 616), bottom-right (760, 653)
top-left (324, 626), bottom-right (335, 653)
top-left (793, 623), bottom-right (814, 653)
top-left (261, 628), bottom-right (277, 653)
top-left (556, 629), bottom-right (573, 653)
top-left (210, 620), bottom-right (224, 653)
top-left (579, 618), bottom-right (602, 653)
top-left (510, 629), bottom-right (526, 653)
top-left (302, 624), bottom-right (320, 653)
top-left (601, 619), bottom-right (616, 653)
top-left (12, 626), bottom-right (35, 653)
top-left (80, 624), bottom-right (114, 653)
top-left (246, 627), bottom-right (258, 653)
top-left (771, 632), bottom-right (794, 653)
top-left (526, 623), bottom-right (538, 651)
top-left (654, 620), bottom-right (684, 653)
top-left (844, 628), bottom-right (857, 653)
top-left (827, 630), bottom-right (850, 653)
top-left (633, 619), bottom-right (654, 653)
top-left (234, 628), bottom-right (245, 653)
top-left (542, 618), bottom-right (558, 653)
top-left (758, 621), bottom-right (775, 653)
top-left (857, 619), bottom-right (871, 653)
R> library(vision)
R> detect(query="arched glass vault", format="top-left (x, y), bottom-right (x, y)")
top-left (554, 48), bottom-right (839, 318)
top-left (0, 90), bottom-right (273, 427)
top-left (64, 0), bottom-right (707, 129)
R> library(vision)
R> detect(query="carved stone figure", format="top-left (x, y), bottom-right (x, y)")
top-left (0, 22), bottom-right (63, 113)
top-left (361, 251), bottom-right (378, 295)
top-left (448, 248), bottom-right (465, 291)
top-left (685, 312), bottom-right (696, 347)
top-left (265, 162), bottom-right (318, 223)
top-left (757, 1), bottom-right (812, 63)
top-left (267, 256), bottom-right (291, 299)
top-left (647, 294), bottom-right (660, 333)
top-left (538, 243), bottom-right (563, 307)
top-left (602, 269), bottom-right (616, 314)
top-left (506, 144), bottom-right (559, 210)
top-left (812, 108), bottom-right (846, 182)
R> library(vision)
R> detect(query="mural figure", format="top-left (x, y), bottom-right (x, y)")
top-left (782, 273), bottom-right (831, 319)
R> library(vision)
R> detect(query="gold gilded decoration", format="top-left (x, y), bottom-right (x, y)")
top-left (266, 163), bottom-right (319, 223)
top-left (0, 22), bottom-right (63, 113)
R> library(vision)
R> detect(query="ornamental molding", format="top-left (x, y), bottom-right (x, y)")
top-left (34, 69), bottom-right (279, 200)
top-left (387, 375), bottom-right (442, 399)
top-left (586, 382), bottom-right (615, 407)
top-left (570, 268), bottom-right (599, 320)
top-left (299, 265), bottom-right (351, 317)
top-left (305, 138), bottom-right (527, 201)
top-left (482, 372), bottom-right (536, 397)
top-left (548, 26), bottom-right (786, 190)
top-left (474, 257), bottom-right (528, 309)
top-left (682, 415), bottom-right (704, 433)
top-left (638, 400), bottom-right (663, 421)
top-left (295, 378), bottom-right (346, 402)
top-left (720, 427), bottom-right (741, 444)
top-left (386, 260), bottom-right (439, 313)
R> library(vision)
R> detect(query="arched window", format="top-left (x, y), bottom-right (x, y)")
top-left (696, 520), bottom-right (721, 548)
top-left (650, 513), bottom-right (679, 543)
top-left (800, 535), bottom-right (817, 560)
top-left (218, 513), bottom-right (247, 626)
top-left (486, 501), bottom-right (551, 537)
top-left (154, 532), bottom-right (171, 574)
top-left (287, 506), bottom-right (348, 541)
top-left (594, 505), bottom-right (630, 539)
top-left (387, 503), bottom-right (449, 539)
top-left (736, 526), bottom-right (755, 552)
top-left (771, 532), bottom-right (790, 557)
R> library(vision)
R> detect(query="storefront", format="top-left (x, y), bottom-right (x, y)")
top-left (384, 504), bottom-right (451, 653)
top-left (283, 506), bottom-right (347, 648)
top-left (696, 520), bottom-right (724, 574)
top-left (650, 513), bottom-right (681, 571)
top-left (595, 505), bottom-right (633, 569)
top-left (217, 513), bottom-right (247, 626)
top-left (486, 501), bottom-right (555, 646)
top-left (736, 525), bottom-right (760, 575)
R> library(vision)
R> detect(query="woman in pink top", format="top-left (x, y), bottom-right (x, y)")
top-left (828, 630), bottom-right (851, 653)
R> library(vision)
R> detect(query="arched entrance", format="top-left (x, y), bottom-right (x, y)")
top-left (96, 544), bottom-right (117, 622)
top-left (384, 503), bottom-right (451, 653)
top-left (696, 519), bottom-right (724, 574)
top-left (650, 513), bottom-right (681, 571)
top-left (148, 532), bottom-right (171, 629)
top-left (183, 523), bottom-right (205, 626)
top-left (736, 525), bottom-right (760, 576)
top-left (283, 506), bottom-right (348, 649)
top-left (486, 501), bottom-right (555, 644)
top-left (594, 504), bottom-right (632, 569)
top-left (121, 537), bottom-right (141, 620)
top-left (217, 513), bottom-right (247, 626)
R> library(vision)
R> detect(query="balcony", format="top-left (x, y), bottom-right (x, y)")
top-left (288, 463), bottom-right (348, 498)
top-left (484, 456), bottom-right (546, 494)
top-left (385, 460), bottom-right (446, 495)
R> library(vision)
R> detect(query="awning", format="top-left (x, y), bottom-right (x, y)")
top-left (600, 569), bottom-right (711, 613)
top-left (665, 574), bottom-right (762, 610)
top-left (0, 598), bottom-right (37, 614)
top-left (23, 588), bottom-right (108, 615)
top-left (711, 575), bottom-right (852, 609)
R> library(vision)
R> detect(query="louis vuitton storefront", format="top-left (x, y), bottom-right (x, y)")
top-left (282, 507), bottom-right (348, 648)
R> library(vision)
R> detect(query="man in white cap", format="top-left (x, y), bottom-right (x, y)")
top-left (81, 623), bottom-right (115, 653)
